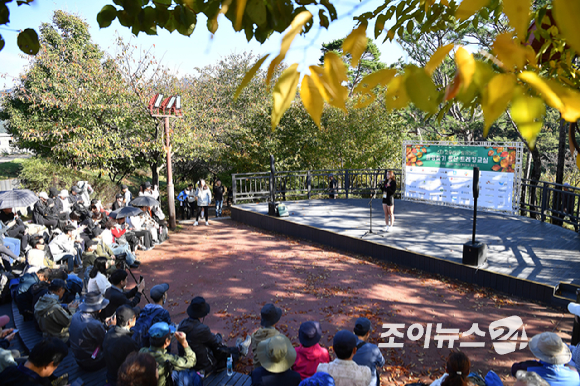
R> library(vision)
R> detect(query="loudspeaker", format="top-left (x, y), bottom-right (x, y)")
top-left (268, 202), bottom-right (279, 216)
top-left (473, 167), bottom-right (480, 199)
top-left (462, 241), bottom-right (487, 266)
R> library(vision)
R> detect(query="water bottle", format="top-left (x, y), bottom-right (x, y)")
top-left (226, 355), bottom-right (233, 377)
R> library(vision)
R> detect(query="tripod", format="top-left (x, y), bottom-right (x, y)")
top-left (361, 189), bottom-right (384, 239)
top-left (118, 258), bottom-right (151, 303)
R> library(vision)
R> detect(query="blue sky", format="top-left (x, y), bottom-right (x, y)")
top-left (0, 0), bottom-right (407, 87)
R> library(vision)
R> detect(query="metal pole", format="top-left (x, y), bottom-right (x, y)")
top-left (472, 196), bottom-right (477, 245)
top-left (165, 116), bottom-right (176, 230)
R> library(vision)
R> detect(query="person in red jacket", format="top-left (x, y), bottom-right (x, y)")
top-left (292, 321), bottom-right (330, 380)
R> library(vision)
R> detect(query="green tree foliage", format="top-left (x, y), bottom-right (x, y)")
top-left (320, 38), bottom-right (387, 94)
top-left (170, 52), bottom-right (404, 184)
top-left (0, 11), bottom-right (152, 183)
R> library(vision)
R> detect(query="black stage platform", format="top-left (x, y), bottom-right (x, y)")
top-left (232, 199), bottom-right (580, 308)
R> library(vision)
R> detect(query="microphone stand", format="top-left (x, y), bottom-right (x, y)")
top-left (361, 188), bottom-right (384, 238)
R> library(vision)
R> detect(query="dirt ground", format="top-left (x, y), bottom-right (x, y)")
top-left (133, 219), bottom-right (573, 385)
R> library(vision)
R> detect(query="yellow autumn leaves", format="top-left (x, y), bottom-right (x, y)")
top-left (234, 0), bottom-right (580, 150)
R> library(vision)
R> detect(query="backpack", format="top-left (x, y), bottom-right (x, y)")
top-left (276, 204), bottom-right (289, 217)
top-left (132, 312), bottom-right (156, 348)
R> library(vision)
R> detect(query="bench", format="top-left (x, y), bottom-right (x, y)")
top-left (11, 300), bottom-right (251, 386)
top-left (11, 300), bottom-right (107, 386)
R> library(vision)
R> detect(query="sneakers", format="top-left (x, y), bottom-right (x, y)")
top-left (194, 221), bottom-right (198, 226)
top-left (388, 224), bottom-right (394, 232)
top-left (205, 221), bottom-right (209, 226)
top-left (384, 226), bottom-right (390, 232)
top-left (236, 335), bottom-right (252, 356)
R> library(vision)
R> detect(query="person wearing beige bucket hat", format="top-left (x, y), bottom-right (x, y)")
top-left (252, 335), bottom-right (302, 386)
top-left (511, 332), bottom-right (579, 386)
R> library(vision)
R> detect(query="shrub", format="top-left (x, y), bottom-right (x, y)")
top-left (19, 157), bottom-right (119, 205)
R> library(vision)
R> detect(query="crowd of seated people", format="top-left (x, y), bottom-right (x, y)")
top-left (0, 181), bottom-right (169, 277)
top-left (2, 278), bottom-right (580, 386)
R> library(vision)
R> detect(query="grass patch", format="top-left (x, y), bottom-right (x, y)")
top-left (0, 158), bottom-right (25, 180)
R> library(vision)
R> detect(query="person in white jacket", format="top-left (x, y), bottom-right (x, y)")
top-left (194, 180), bottom-right (212, 226)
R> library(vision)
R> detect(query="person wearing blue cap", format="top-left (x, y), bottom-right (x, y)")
top-left (352, 318), bottom-right (384, 386)
top-left (316, 330), bottom-right (371, 386)
top-left (140, 322), bottom-right (201, 386)
top-left (293, 321), bottom-right (330, 380)
top-left (34, 279), bottom-right (77, 343)
top-left (251, 303), bottom-right (283, 368)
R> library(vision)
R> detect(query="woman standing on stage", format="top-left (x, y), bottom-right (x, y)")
top-left (381, 170), bottom-right (397, 232)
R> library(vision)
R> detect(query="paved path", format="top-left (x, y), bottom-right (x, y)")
top-left (0, 154), bottom-right (31, 163)
top-left (135, 218), bottom-right (570, 385)
top-left (236, 199), bottom-right (580, 287)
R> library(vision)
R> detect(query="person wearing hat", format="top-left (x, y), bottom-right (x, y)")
top-left (32, 192), bottom-right (58, 231)
top-left (132, 283), bottom-right (171, 348)
top-left (103, 305), bottom-right (140, 386)
top-left (140, 322), bottom-right (200, 386)
top-left (113, 193), bottom-right (125, 211)
top-left (69, 291), bottom-right (115, 371)
top-left (70, 185), bottom-right (84, 205)
top-left (102, 269), bottom-right (145, 319)
top-left (0, 337), bottom-right (69, 386)
top-left (178, 296), bottom-right (251, 375)
top-left (352, 317), bottom-right (384, 386)
top-left (316, 330), bottom-right (371, 386)
top-left (141, 182), bottom-right (153, 197)
top-left (55, 189), bottom-right (72, 219)
top-left (292, 321), bottom-right (330, 380)
top-left (251, 303), bottom-right (283, 368)
top-left (511, 332), bottom-right (580, 386)
top-left (121, 184), bottom-right (132, 206)
top-left (34, 279), bottom-right (77, 343)
top-left (252, 335), bottom-right (301, 386)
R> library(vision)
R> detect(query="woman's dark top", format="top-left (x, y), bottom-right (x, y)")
top-left (381, 179), bottom-right (397, 206)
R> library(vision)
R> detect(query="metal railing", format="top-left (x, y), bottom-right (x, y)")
top-left (232, 168), bottom-right (401, 203)
top-left (233, 168), bottom-right (580, 230)
top-left (520, 179), bottom-right (580, 229)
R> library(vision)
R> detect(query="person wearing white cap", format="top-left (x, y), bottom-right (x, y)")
top-left (55, 190), bottom-right (71, 219)
top-left (32, 192), bottom-right (58, 231)
top-left (511, 331), bottom-right (580, 386)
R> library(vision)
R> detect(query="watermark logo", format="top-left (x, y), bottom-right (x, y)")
top-left (378, 317), bottom-right (528, 355)
top-left (489, 316), bottom-right (528, 355)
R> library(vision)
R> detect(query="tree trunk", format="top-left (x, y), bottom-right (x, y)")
top-left (553, 118), bottom-right (568, 225)
top-left (150, 162), bottom-right (159, 187)
top-left (556, 118), bottom-right (567, 185)
top-left (520, 149), bottom-right (533, 216)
